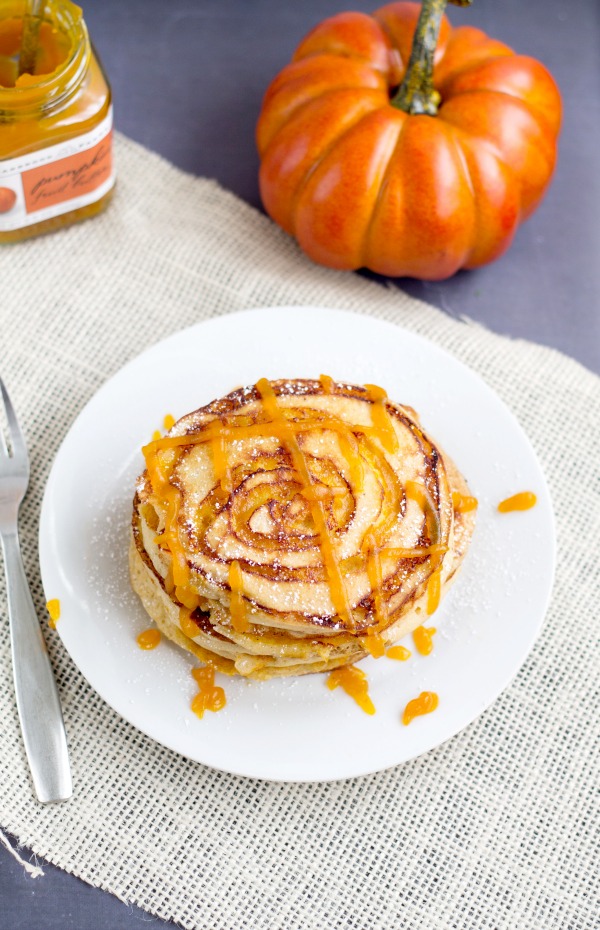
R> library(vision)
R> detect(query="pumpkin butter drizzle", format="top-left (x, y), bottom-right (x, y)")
top-left (229, 559), bottom-right (250, 632)
top-left (256, 377), bottom-right (355, 629)
top-left (142, 378), bottom-right (451, 718)
top-left (364, 383), bottom-right (399, 455)
top-left (405, 479), bottom-right (443, 615)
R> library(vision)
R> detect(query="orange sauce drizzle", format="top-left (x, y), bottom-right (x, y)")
top-left (142, 380), bottom-right (449, 640)
top-left (384, 544), bottom-right (447, 559)
top-left (498, 491), bottom-right (537, 513)
top-left (405, 480), bottom-right (441, 546)
top-left (452, 491), bottom-right (478, 513)
top-left (175, 585), bottom-right (200, 611)
top-left (337, 429), bottom-right (364, 493)
top-left (179, 607), bottom-right (201, 640)
top-left (426, 567), bottom-right (442, 615)
top-left (257, 377), bottom-right (354, 629)
top-left (136, 628), bottom-right (161, 650)
top-left (319, 373), bottom-right (334, 394)
top-left (362, 629), bottom-right (386, 658)
top-left (327, 665), bottom-right (375, 715)
top-left (364, 532), bottom-right (386, 631)
top-left (156, 485), bottom-right (189, 587)
top-left (164, 565), bottom-right (175, 594)
top-left (46, 598), bottom-right (60, 630)
top-left (229, 560), bottom-right (250, 633)
top-left (402, 691), bottom-right (438, 725)
top-left (413, 625), bottom-right (437, 656)
top-left (151, 429), bottom-right (161, 441)
top-left (210, 429), bottom-right (232, 493)
top-left (163, 413), bottom-right (175, 431)
top-left (365, 383), bottom-right (399, 454)
top-left (386, 645), bottom-right (411, 661)
top-left (191, 666), bottom-right (226, 718)
top-left (405, 480), bottom-right (444, 615)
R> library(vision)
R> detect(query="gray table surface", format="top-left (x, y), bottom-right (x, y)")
top-left (2, 1), bottom-right (599, 927)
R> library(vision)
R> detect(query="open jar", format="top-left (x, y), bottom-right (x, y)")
top-left (0, 0), bottom-right (114, 242)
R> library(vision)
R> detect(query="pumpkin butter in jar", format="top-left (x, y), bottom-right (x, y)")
top-left (0, 0), bottom-right (114, 242)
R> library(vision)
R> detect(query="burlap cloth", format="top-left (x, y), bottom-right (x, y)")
top-left (0, 135), bottom-right (598, 930)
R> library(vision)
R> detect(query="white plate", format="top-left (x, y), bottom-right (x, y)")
top-left (39, 307), bottom-right (555, 782)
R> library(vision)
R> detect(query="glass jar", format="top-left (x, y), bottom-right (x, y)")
top-left (0, 0), bottom-right (114, 242)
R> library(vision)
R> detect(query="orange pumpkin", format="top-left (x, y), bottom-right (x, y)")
top-left (256, 0), bottom-right (562, 280)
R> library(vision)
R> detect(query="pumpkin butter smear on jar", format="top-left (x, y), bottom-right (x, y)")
top-left (0, 0), bottom-right (114, 242)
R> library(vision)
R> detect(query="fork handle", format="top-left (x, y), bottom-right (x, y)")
top-left (1, 531), bottom-right (72, 803)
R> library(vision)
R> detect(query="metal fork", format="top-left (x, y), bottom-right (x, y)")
top-left (0, 379), bottom-right (71, 803)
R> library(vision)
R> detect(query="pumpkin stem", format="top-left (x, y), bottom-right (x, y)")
top-left (391, 0), bottom-right (472, 116)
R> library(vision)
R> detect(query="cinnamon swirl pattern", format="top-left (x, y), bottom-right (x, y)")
top-left (129, 378), bottom-right (476, 679)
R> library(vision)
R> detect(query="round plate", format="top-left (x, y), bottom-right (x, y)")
top-left (39, 307), bottom-right (555, 782)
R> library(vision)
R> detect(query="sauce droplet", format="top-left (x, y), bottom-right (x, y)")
top-left (402, 691), bottom-right (438, 725)
top-left (386, 645), bottom-right (411, 661)
top-left (452, 491), bottom-right (478, 513)
top-left (46, 598), bottom-right (60, 630)
top-left (163, 413), bottom-right (175, 431)
top-left (413, 625), bottom-right (437, 656)
top-left (327, 665), bottom-right (375, 715)
top-left (137, 628), bottom-right (161, 650)
top-left (151, 429), bottom-right (161, 441)
top-left (191, 666), bottom-right (226, 718)
top-left (498, 491), bottom-right (537, 513)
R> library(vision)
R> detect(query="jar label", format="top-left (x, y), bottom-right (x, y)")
top-left (0, 106), bottom-right (115, 232)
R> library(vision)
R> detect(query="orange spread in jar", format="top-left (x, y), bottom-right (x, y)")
top-left (0, 0), bottom-right (113, 242)
top-left (412, 625), bottom-right (437, 656)
top-left (136, 628), bottom-right (161, 650)
top-left (402, 691), bottom-right (439, 725)
top-left (46, 598), bottom-right (60, 629)
top-left (498, 491), bottom-right (537, 512)
top-left (191, 666), bottom-right (226, 718)
top-left (327, 665), bottom-right (375, 715)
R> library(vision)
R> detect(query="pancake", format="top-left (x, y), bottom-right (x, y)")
top-left (130, 378), bottom-right (476, 680)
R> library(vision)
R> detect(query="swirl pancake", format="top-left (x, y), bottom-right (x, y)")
top-left (129, 378), bottom-right (476, 679)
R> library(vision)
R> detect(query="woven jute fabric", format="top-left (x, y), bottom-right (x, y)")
top-left (0, 134), bottom-right (598, 930)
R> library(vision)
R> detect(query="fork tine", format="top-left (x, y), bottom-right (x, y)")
top-left (0, 378), bottom-right (27, 460)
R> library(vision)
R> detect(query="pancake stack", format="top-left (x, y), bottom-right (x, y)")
top-left (130, 378), bottom-right (476, 679)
